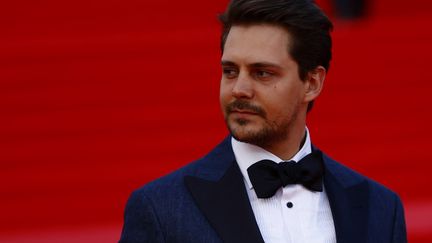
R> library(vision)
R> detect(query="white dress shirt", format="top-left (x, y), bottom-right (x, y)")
top-left (232, 128), bottom-right (336, 243)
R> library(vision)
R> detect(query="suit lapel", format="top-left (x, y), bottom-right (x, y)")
top-left (323, 155), bottom-right (370, 243)
top-left (184, 138), bottom-right (264, 243)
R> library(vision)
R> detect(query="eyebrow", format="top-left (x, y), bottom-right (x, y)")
top-left (221, 60), bottom-right (237, 66)
top-left (221, 60), bottom-right (283, 70)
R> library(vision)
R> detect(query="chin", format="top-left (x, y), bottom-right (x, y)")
top-left (229, 123), bottom-right (262, 144)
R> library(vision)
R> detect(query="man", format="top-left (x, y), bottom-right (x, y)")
top-left (119, 0), bottom-right (407, 242)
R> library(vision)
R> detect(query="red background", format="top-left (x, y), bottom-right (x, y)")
top-left (1, 0), bottom-right (431, 242)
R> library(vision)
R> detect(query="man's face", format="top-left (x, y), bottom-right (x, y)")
top-left (220, 24), bottom-right (309, 149)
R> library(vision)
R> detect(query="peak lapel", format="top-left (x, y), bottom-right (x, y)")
top-left (324, 160), bottom-right (370, 243)
top-left (185, 162), bottom-right (264, 243)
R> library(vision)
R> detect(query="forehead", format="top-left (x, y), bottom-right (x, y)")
top-left (222, 24), bottom-right (293, 64)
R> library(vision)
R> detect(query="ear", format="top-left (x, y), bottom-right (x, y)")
top-left (303, 66), bottom-right (326, 103)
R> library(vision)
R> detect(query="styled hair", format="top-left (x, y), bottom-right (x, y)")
top-left (219, 0), bottom-right (333, 111)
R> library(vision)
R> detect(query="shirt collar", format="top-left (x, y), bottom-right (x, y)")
top-left (232, 127), bottom-right (312, 190)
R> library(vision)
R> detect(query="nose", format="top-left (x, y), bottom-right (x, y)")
top-left (232, 73), bottom-right (254, 99)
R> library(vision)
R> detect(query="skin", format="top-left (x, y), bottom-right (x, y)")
top-left (219, 24), bottom-right (326, 160)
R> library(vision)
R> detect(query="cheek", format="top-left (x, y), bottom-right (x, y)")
top-left (219, 81), bottom-right (231, 102)
top-left (219, 84), bottom-right (230, 112)
top-left (274, 83), bottom-right (303, 102)
top-left (262, 87), bottom-right (300, 114)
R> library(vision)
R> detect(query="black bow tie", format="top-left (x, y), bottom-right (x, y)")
top-left (247, 151), bottom-right (325, 199)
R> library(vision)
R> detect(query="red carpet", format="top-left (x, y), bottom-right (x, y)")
top-left (1, 0), bottom-right (431, 242)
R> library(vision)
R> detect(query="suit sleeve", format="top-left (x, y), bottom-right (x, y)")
top-left (392, 194), bottom-right (407, 243)
top-left (119, 190), bottom-right (165, 243)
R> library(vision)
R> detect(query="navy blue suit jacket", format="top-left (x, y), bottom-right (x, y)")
top-left (119, 137), bottom-right (407, 243)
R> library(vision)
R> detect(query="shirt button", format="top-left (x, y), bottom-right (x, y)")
top-left (286, 202), bottom-right (294, 208)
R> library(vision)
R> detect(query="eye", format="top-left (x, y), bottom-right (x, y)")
top-left (254, 70), bottom-right (274, 80)
top-left (222, 67), bottom-right (238, 79)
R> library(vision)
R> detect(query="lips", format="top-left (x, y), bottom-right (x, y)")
top-left (231, 109), bottom-right (258, 115)
top-left (229, 109), bottom-right (260, 121)
top-left (225, 100), bottom-right (266, 118)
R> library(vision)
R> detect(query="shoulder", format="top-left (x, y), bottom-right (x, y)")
top-left (121, 137), bottom-right (235, 241)
top-left (129, 136), bottom-right (234, 203)
top-left (127, 160), bottom-right (205, 211)
top-left (322, 152), bottom-right (407, 240)
top-left (321, 151), bottom-right (402, 201)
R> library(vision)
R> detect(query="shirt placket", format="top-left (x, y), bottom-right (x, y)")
top-left (281, 185), bottom-right (303, 243)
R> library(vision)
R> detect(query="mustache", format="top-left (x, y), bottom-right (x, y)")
top-left (226, 100), bottom-right (266, 118)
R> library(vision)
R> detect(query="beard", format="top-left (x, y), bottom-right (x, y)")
top-left (224, 99), bottom-right (299, 148)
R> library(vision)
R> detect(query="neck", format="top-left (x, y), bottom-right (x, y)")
top-left (262, 120), bottom-right (307, 160)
